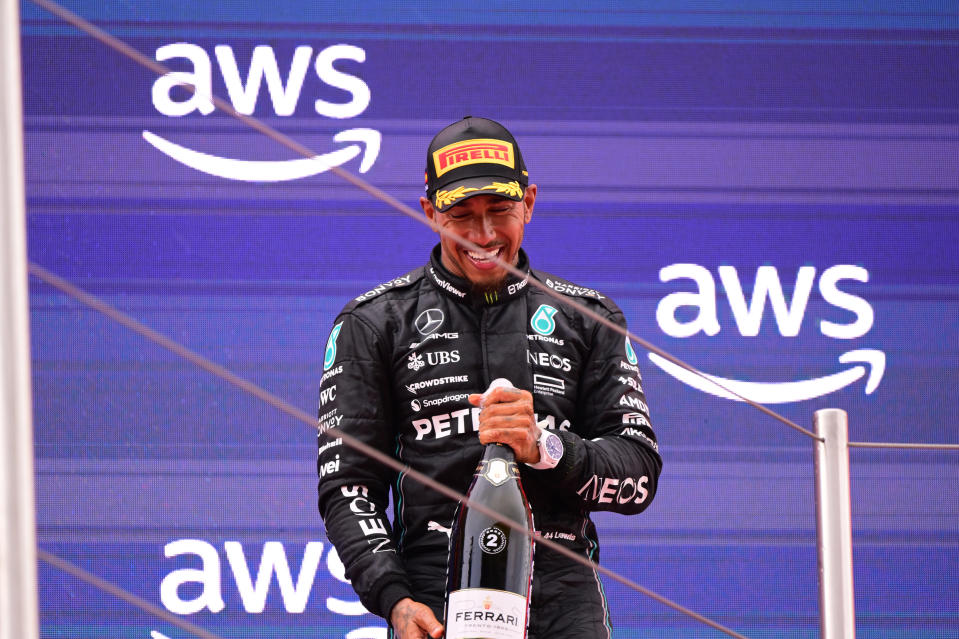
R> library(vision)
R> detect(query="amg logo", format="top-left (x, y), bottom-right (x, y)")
top-left (409, 332), bottom-right (459, 350)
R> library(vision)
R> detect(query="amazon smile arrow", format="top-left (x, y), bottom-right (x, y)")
top-left (649, 349), bottom-right (885, 404)
top-left (142, 128), bottom-right (381, 182)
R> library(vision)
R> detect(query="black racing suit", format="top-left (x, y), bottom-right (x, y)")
top-left (317, 246), bottom-right (662, 638)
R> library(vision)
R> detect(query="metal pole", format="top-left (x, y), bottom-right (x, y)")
top-left (0, 0), bottom-right (41, 637)
top-left (814, 409), bottom-right (855, 639)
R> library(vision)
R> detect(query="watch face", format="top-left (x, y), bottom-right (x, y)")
top-left (544, 432), bottom-right (564, 460)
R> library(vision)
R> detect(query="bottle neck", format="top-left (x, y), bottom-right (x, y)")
top-left (484, 442), bottom-right (516, 463)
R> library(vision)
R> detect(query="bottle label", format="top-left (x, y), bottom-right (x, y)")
top-left (446, 588), bottom-right (527, 639)
top-left (482, 458), bottom-right (511, 486)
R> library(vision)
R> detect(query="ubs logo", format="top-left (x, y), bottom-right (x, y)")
top-left (145, 43), bottom-right (380, 181)
top-left (651, 264), bottom-right (885, 403)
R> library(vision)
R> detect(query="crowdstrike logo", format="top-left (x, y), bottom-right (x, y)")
top-left (651, 264), bottom-right (886, 404)
top-left (145, 43), bottom-right (380, 181)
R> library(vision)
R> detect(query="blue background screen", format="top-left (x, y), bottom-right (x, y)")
top-left (23, 2), bottom-right (958, 637)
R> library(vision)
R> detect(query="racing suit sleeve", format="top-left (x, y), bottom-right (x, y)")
top-left (538, 309), bottom-right (662, 514)
top-left (316, 312), bottom-right (411, 619)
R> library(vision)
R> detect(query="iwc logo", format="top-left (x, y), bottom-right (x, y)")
top-left (479, 526), bottom-right (508, 555)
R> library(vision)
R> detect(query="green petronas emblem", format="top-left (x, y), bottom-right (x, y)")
top-left (324, 322), bottom-right (343, 371)
top-left (625, 336), bottom-right (638, 365)
top-left (530, 304), bottom-right (558, 336)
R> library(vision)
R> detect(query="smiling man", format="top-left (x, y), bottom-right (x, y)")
top-left (317, 117), bottom-right (662, 639)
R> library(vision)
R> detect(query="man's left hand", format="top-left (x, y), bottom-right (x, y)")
top-left (468, 386), bottom-right (540, 464)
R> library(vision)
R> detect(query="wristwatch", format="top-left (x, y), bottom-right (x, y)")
top-left (528, 420), bottom-right (564, 470)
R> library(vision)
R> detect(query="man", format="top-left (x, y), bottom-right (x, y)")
top-left (317, 116), bottom-right (661, 638)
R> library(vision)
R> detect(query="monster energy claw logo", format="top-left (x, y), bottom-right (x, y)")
top-left (625, 336), bottom-right (638, 366)
top-left (324, 322), bottom-right (343, 371)
top-left (531, 305), bottom-right (558, 336)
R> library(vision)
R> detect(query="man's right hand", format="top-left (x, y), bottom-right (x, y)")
top-left (389, 597), bottom-right (444, 639)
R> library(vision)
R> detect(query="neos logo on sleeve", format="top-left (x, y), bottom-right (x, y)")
top-left (145, 43), bottom-right (380, 181)
top-left (651, 263), bottom-right (884, 403)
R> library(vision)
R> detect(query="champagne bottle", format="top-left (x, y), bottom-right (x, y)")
top-left (444, 379), bottom-right (535, 639)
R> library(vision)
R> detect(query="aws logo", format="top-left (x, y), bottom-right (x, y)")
top-left (651, 264), bottom-right (885, 404)
top-left (145, 43), bottom-right (379, 181)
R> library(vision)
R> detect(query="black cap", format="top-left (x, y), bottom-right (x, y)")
top-left (425, 116), bottom-right (529, 212)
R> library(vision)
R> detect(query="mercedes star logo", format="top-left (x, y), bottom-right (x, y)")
top-left (415, 308), bottom-right (445, 335)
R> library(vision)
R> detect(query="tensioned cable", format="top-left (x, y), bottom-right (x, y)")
top-left (848, 441), bottom-right (959, 450)
top-left (27, 0), bottom-right (820, 443)
top-left (28, 263), bottom-right (752, 639)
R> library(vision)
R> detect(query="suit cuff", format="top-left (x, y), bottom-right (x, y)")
top-left (377, 580), bottom-right (414, 622)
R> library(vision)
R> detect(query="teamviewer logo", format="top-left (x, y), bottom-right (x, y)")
top-left (144, 43), bottom-right (380, 182)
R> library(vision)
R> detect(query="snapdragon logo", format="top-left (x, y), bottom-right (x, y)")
top-left (155, 539), bottom-right (386, 638)
top-left (651, 264), bottom-right (885, 404)
top-left (146, 43), bottom-right (380, 181)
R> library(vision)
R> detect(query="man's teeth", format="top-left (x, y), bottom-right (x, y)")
top-left (467, 248), bottom-right (500, 261)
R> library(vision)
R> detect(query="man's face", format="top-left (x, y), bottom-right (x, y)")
top-left (421, 185), bottom-right (537, 292)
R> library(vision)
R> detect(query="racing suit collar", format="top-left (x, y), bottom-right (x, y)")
top-left (426, 244), bottom-right (531, 306)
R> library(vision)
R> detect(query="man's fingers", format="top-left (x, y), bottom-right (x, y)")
top-left (478, 399), bottom-right (534, 419)
top-left (485, 386), bottom-right (532, 404)
top-left (390, 598), bottom-right (444, 639)
top-left (416, 606), bottom-right (444, 639)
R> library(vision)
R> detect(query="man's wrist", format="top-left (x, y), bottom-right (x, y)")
top-left (527, 420), bottom-right (564, 469)
top-left (379, 582), bottom-right (414, 621)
